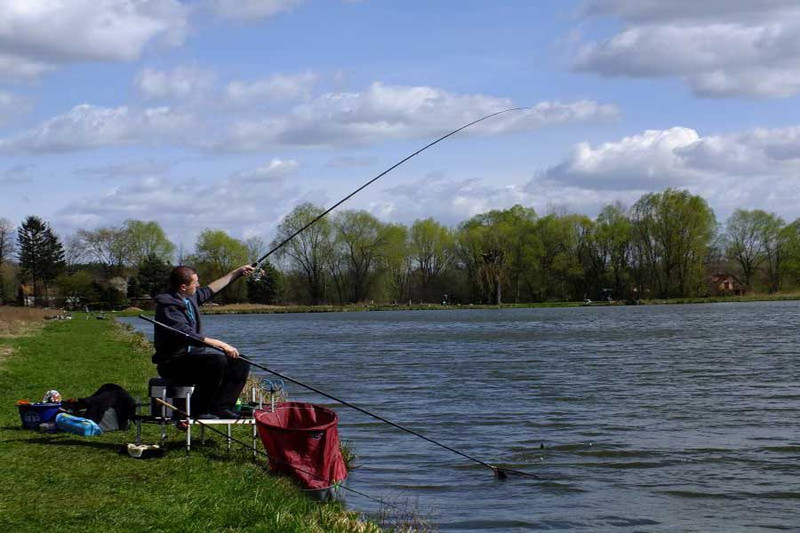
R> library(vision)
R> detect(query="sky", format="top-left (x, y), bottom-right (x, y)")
top-left (2, 0), bottom-right (800, 252)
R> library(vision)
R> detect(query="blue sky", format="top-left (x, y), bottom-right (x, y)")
top-left (2, 0), bottom-right (800, 251)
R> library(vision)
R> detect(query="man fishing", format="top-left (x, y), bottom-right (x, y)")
top-left (152, 264), bottom-right (255, 419)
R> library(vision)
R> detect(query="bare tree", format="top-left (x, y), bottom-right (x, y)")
top-left (274, 203), bottom-right (332, 304)
top-left (0, 217), bottom-right (15, 303)
top-left (75, 227), bottom-right (128, 274)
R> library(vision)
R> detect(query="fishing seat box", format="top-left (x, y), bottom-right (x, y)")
top-left (148, 377), bottom-right (195, 419)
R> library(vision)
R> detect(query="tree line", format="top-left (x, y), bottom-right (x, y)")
top-left (2, 188), bottom-right (800, 308)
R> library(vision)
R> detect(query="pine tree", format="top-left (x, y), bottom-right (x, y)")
top-left (18, 216), bottom-right (66, 306)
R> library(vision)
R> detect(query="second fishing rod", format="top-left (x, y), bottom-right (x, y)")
top-left (139, 314), bottom-right (539, 480)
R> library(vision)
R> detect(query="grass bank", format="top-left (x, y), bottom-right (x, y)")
top-left (0, 313), bottom-right (379, 533)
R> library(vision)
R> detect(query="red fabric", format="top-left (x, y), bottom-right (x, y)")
top-left (254, 402), bottom-right (348, 490)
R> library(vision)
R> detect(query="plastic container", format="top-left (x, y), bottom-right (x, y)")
top-left (18, 403), bottom-right (62, 430)
top-left (55, 413), bottom-right (103, 436)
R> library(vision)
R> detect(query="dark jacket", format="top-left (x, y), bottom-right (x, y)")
top-left (152, 287), bottom-right (215, 364)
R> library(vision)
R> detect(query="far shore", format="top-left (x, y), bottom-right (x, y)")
top-left (114, 292), bottom-right (800, 317)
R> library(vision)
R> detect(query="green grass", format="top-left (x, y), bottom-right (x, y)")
top-left (0, 316), bottom-right (379, 533)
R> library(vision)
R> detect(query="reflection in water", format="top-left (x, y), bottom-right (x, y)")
top-left (124, 301), bottom-right (800, 532)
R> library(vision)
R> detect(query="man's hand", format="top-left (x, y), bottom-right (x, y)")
top-left (205, 338), bottom-right (240, 358)
top-left (235, 265), bottom-right (256, 278)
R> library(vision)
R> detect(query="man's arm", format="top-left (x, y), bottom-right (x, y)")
top-left (207, 264), bottom-right (255, 295)
top-left (202, 336), bottom-right (241, 358)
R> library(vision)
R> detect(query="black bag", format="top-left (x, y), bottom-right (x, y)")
top-left (64, 384), bottom-right (136, 431)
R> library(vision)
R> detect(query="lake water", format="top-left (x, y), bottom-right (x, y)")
top-left (123, 301), bottom-right (800, 532)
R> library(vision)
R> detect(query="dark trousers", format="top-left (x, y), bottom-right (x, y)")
top-left (157, 348), bottom-right (250, 415)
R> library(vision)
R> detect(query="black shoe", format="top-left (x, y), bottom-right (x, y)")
top-left (212, 409), bottom-right (246, 419)
top-left (196, 413), bottom-right (220, 420)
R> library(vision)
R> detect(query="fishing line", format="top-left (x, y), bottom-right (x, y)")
top-left (140, 315), bottom-right (540, 480)
top-left (152, 398), bottom-right (404, 512)
top-left (250, 107), bottom-right (529, 269)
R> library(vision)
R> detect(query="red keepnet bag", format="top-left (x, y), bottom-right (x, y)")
top-left (254, 402), bottom-right (347, 490)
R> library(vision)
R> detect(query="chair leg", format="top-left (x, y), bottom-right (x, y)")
top-left (186, 391), bottom-right (192, 453)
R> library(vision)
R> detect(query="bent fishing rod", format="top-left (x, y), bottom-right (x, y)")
top-left (250, 107), bottom-right (529, 269)
top-left (140, 314), bottom-right (538, 480)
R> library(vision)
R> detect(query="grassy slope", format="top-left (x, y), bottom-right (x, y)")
top-left (0, 316), bottom-right (377, 533)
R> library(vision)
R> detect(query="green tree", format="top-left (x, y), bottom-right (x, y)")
top-left (247, 261), bottom-right (284, 304)
top-left (410, 218), bottom-right (453, 301)
top-left (193, 229), bottom-right (250, 303)
top-left (121, 219), bottom-right (175, 267)
top-left (274, 203), bottom-right (332, 304)
top-left (550, 214), bottom-right (587, 301)
top-left (458, 211), bottom-right (509, 305)
top-left (494, 205), bottom-right (538, 303)
top-left (381, 223), bottom-right (413, 303)
top-left (724, 209), bottom-right (771, 290)
top-left (760, 213), bottom-right (786, 293)
top-left (630, 189), bottom-right (716, 298)
top-left (129, 253), bottom-right (172, 297)
top-left (329, 210), bottom-right (386, 303)
top-left (595, 204), bottom-right (633, 298)
top-left (780, 218), bottom-right (800, 289)
top-left (17, 216), bottom-right (66, 306)
top-left (56, 270), bottom-right (97, 307)
top-left (533, 214), bottom-right (575, 301)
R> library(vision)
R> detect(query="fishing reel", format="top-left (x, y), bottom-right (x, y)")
top-left (250, 268), bottom-right (266, 282)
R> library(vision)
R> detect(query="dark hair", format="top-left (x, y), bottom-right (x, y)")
top-left (169, 266), bottom-right (197, 291)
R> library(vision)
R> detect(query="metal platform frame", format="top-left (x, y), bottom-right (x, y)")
top-left (134, 381), bottom-right (260, 454)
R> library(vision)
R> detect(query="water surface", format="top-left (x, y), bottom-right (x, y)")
top-left (124, 301), bottom-right (800, 531)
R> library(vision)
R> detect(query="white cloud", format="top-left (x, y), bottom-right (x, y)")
top-left (0, 104), bottom-right (197, 154)
top-left (374, 172), bottom-right (633, 226)
top-left (136, 67), bottom-right (217, 101)
top-left (0, 90), bottom-right (32, 124)
top-left (57, 165), bottom-right (308, 246)
top-left (219, 82), bottom-right (619, 150)
top-left (574, 1), bottom-right (800, 98)
top-left (377, 174), bottom-right (531, 225)
top-left (0, 82), bottom-right (617, 154)
top-left (224, 72), bottom-right (318, 106)
top-left (579, 0), bottom-right (800, 23)
top-left (0, 0), bottom-right (188, 79)
top-left (536, 124), bottom-right (800, 221)
top-left (208, 0), bottom-right (303, 21)
top-left (544, 127), bottom-right (705, 190)
top-left (0, 53), bottom-right (52, 80)
top-left (230, 158), bottom-right (299, 183)
top-left (74, 160), bottom-right (173, 179)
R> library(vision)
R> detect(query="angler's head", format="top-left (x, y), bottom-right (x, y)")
top-left (170, 265), bottom-right (200, 296)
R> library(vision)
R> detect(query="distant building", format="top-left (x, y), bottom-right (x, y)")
top-left (709, 274), bottom-right (744, 296)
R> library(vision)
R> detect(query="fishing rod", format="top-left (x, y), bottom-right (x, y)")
top-left (140, 314), bottom-right (539, 480)
top-left (153, 398), bottom-right (410, 513)
top-left (250, 107), bottom-right (529, 270)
